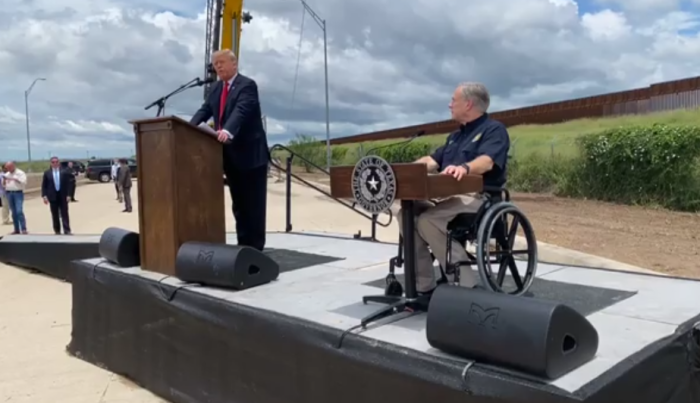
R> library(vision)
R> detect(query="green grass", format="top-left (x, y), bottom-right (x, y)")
top-left (328, 108), bottom-right (700, 163)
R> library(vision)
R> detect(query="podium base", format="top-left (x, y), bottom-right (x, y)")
top-left (360, 294), bottom-right (430, 328)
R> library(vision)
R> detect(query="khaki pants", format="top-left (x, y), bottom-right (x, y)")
top-left (398, 195), bottom-right (483, 292)
top-left (1, 194), bottom-right (9, 224)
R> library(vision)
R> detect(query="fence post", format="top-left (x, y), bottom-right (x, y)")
top-left (285, 156), bottom-right (293, 232)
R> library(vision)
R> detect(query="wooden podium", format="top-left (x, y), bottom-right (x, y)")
top-left (330, 162), bottom-right (482, 200)
top-left (130, 116), bottom-right (226, 275)
top-left (330, 162), bottom-right (482, 327)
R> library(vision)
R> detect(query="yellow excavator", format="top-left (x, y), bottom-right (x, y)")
top-left (203, 0), bottom-right (252, 99)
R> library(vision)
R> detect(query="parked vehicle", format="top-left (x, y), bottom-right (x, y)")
top-left (60, 160), bottom-right (85, 174)
top-left (86, 158), bottom-right (137, 182)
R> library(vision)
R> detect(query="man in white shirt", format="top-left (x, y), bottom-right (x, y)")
top-left (0, 164), bottom-right (10, 225)
top-left (3, 161), bottom-right (28, 234)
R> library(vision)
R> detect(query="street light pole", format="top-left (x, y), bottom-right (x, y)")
top-left (24, 78), bottom-right (46, 165)
top-left (300, 0), bottom-right (331, 170)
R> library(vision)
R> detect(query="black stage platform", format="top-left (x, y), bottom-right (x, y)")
top-left (1, 231), bottom-right (699, 402)
top-left (0, 233), bottom-right (342, 280)
top-left (53, 231), bottom-right (700, 403)
top-left (0, 234), bottom-right (101, 279)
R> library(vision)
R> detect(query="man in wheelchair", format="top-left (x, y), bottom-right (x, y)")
top-left (398, 82), bottom-right (510, 296)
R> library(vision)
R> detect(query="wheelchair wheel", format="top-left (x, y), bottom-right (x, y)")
top-left (475, 202), bottom-right (537, 296)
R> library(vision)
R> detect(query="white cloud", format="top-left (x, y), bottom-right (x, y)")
top-left (582, 10), bottom-right (632, 41)
top-left (0, 106), bottom-right (25, 124)
top-left (52, 119), bottom-right (129, 134)
top-left (0, 0), bottom-right (699, 161)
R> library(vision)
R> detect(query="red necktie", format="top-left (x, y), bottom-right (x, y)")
top-left (218, 81), bottom-right (229, 129)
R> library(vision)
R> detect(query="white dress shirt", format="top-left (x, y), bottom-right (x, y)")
top-left (4, 168), bottom-right (27, 191)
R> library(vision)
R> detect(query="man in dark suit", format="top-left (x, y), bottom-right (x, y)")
top-left (41, 156), bottom-right (72, 235)
top-left (190, 49), bottom-right (269, 251)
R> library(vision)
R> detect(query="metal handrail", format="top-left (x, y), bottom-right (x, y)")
top-left (269, 144), bottom-right (393, 241)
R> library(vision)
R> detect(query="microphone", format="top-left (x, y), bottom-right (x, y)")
top-left (365, 130), bottom-right (426, 156)
top-left (196, 76), bottom-right (216, 86)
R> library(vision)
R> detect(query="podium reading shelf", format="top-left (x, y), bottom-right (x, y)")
top-left (130, 116), bottom-right (226, 275)
top-left (330, 162), bottom-right (483, 326)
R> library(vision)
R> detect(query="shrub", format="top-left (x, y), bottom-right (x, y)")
top-left (373, 141), bottom-right (437, 163)
top-left (574, 124), bottom-right (700, 210)
top-left (286, 134), bottom-right (326, 172)
top-left (507, 153), bottom-right (575, 194)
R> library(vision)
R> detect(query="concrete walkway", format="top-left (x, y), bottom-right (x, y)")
top-left (0, 178), bottom-right (658, 402)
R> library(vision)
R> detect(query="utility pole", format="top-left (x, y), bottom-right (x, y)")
top-left (24, 77), bottom-right (46, 167)
top-left (300, 0), bottom-right (331, 170)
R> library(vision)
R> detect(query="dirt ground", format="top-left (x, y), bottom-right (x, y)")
top-left (291, 168), bottom-right (700, 278)
top-left (510, 193), bottom-right (699, 277)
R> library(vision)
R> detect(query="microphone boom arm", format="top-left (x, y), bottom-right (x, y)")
top-left (365, 130), bottom-right (426, 156)
top-left (144, 77), bottom-right (210, 117)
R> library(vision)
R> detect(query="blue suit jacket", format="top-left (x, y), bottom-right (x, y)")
top-left (189, 74), bottom-right (269, 170)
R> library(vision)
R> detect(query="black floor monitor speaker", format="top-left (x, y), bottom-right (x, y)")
top-left (98, 227), bottom-right (140, 267)
top-left (175, 242), bottom-right (280, 290)
top-left (426, 285), bottom-right (599, 380)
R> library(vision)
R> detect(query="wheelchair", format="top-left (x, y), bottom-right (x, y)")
top-left (384, 186), bottom-right (538, 297)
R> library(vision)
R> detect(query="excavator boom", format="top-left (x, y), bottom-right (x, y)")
top-left (203, 0), bottom-right (252, 98)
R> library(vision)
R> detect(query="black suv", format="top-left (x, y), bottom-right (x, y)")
top-left (86, 158), bottom-right (137, 182)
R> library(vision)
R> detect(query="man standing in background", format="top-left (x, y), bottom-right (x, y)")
top-left (41, 156), bottom-right (72, 235)
top-left (111, 159), bottom-right (121, 202)
top-left (3, 161), bottom-right (28, 234)
top-left (67, 161), bottom-right (78, 202)
top-left (117, 158), bottom-right (132, 213)
top-left (0, 164), bottom-right (9, 225)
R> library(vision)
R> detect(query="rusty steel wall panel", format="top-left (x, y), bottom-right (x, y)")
top-left (328, 75), bottom-right (700, 145)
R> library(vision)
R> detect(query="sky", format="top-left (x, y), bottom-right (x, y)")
top-left (1, 0), bottom-right (700, 161)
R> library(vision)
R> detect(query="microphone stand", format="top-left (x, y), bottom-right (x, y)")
top-left (144, 77), bottom-right (207, 117)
